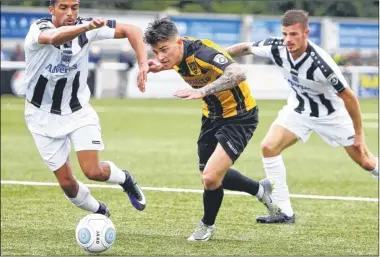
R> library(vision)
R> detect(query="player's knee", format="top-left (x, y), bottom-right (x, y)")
top-left (59, 180), bottom-right (77, 198)
top-left (202, 171), bottom-right (219, 189)
top-left (359, 157), bottom-right (375, 171)
top-left (261, 141), bottom-right (280, 157)
top-left (82, 165), bottom-right (102, 181)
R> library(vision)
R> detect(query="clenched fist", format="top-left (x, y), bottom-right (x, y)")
top-left (87, 17), bottom-right (106, 31)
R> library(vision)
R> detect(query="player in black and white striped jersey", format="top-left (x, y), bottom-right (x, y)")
top-left (227, 9), bottom-right (378, 223)
top-left (23, 0), bottom-right (148, 216)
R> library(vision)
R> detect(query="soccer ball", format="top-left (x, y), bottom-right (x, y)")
top-left (75, 213), bottom-right (116, 253)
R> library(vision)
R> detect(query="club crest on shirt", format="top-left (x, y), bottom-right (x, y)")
top-left (60, 42), bottom-right (73, 67)
top-left (186, 55), bottom-right (202, 76)
top-left (45, 44), bottom-right (77, 74)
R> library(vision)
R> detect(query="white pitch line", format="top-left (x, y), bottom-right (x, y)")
top-left (2, 104), bottom-right (378, 119)
top-left (1, 180), bottom-right (378, 203)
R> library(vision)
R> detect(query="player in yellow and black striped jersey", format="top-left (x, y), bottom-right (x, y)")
top-left (173, 36), bottom-right (256, 119)
top-left (144, 18), bottom-right (277, 241)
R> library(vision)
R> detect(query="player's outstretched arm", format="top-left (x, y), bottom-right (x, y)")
top-left (174, 63), bottom-right (246, 99)
top-left (200, 63), bottom-right (246, 96)
top-left (338, 87), bottom-right (364, 137)
top-left (226, 42), bottom-right (254, 58)
top-left (38, 18), bottom-right (105, 46)
top-left (114, 24), bottom-right (149, 92)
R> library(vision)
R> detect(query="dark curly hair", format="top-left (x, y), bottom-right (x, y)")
top-left (144, 18), bottom-right (178, 45)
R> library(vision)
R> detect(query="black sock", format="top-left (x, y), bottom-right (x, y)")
top-left (222, 168), bottom-right (260, 196)
top-left (201, 186), bottom-right (224, 226)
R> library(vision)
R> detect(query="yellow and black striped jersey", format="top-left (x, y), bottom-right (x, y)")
top-left (174, 37), bottom-right (256, 119)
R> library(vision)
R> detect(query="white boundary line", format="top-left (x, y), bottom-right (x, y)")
top-left (1, 180), bottom-right (378, 203)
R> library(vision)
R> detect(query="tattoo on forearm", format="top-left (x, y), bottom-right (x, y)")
top-left (227, 43), bottom-right (252, 57)
top-left (200, 64), bottom-right (246, 96)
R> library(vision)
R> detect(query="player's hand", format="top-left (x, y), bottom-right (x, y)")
top-left (87, 17), bottom-right (106, 31)
top-left (147, 59), bottom-right (163, 73)
top-left (173, 88), bottom-right (205, 100)
top-left (353, 131), bottom-right (366, 155)
top-left (137, 61), bottom-right (149, 93)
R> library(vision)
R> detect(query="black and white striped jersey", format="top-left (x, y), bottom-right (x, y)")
top-left (251, 38), bottom-right (349, 117)
top-left (23, 17), bottom-right (116, 115)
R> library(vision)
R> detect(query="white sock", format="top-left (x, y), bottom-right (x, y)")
top-left (370, 157), bottom-right (378, 179)
top-left (67, 181), bottom-right (100, 212)
top-left (262, 155), bottom-right (294, 216)
top-left (102, 161), bottom-right (126, 184)
top-left (256, 184), bottom-right (264, 199)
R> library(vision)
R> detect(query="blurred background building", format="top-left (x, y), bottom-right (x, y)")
top-left (1, 0), bottom-right (378, 99)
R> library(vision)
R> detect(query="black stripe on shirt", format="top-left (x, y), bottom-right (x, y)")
top-left (69, 71), bottom-right (82, 112)
top-left (230, 86), bottom-right (246, 115)
top-left (306, 61), bottom-right (318, 81)
top-left (78, 33), bottom-right (88, 48)
top-left (106, 20), bottom-right (116, 28)
top-left (50, 78), bottom-right (67, 115)
top-left (308, 45), bottom-right (346, 92)
top-left (318, 94), bottom-right (335, 115)
top-left (203, 95), bottom-right (223, 119)
top-left (292, 88), bottom-right (305, 114)
top-left (302, 92), bottom-right (319, 117)
top-left (271, 45), bottom-right (283, 67)
top-left (31, 75), bottom-right (49, 108)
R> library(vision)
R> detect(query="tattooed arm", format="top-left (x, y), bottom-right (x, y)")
top-left (200, 63), bottom-right (246, 96)
top-left (227, 39), bottom-right (274, 59)
top-left (173, 63), bottom-right (246, 99)
top-left (226, 42), bottom-right (254, 58)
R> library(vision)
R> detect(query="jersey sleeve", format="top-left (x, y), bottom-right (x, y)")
top-left (91, 20), bottom-right (117, 42)
top-left (313, 49), bottom-right (349, 93)
top-left (194, 44), bottom-right (235, 74)
top-left (25, 19), bottom-right (55, 50)
top-left (250, 37), bottom-right (283, 58)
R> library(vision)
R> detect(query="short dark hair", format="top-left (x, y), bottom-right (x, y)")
top-left (281, 9), bottom-right (309, 28)
top-left (49, 0), bottom-right (80, 6)
top-left (144, 18), bottom-right (178, 45)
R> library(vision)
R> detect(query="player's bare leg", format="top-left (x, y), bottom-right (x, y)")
top-left (344, 144), bottom-right (378, 179)
top-left (188, 144), bottom-right (231, 241)
top-left (189, 144), bottom-right (276, 241)
top-left (257, 124), bottom-right (299, 223)
top-left (54, 160), bottom-right (109, 217)
top-left (76, 150), bottom-right (146, 211)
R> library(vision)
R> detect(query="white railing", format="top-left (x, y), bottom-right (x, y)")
top-left (1, 61), bottom-right (378, 99)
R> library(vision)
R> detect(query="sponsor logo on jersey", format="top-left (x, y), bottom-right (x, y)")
top-left (184, 76), bottom-right (211, 85)
top-left (287, 79), bottom-right (318, 93)
top-left (45, 63), bottom-right (78, 74)
top-left (327, 73), bottom-right (339, 86)
top-left (45, 46), bottom-right (78, 74)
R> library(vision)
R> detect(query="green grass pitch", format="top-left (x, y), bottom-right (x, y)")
top-left (1, 97), bottom-right (378, 256)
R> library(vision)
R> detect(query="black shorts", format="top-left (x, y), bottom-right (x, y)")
top-left (197, 106), bottom-right (259, 171)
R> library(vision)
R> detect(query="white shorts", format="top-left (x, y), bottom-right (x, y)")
top-left (272, 106), bottom-right (355, 147)
top-left (25, 102), bottom-right (104, 171)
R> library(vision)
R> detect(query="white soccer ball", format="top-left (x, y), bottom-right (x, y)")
top-left (75, 213), bottom-right (116, 253)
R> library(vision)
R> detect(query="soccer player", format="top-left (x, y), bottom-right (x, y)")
top-left (144, 18), bottom-right (278, 241)
top-left (23, 0), bottom-right (148, 217)
top-left (226, 10), bottom-right (378, 223)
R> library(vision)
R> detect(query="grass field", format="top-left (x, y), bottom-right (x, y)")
top-left (1, 97), bottom-right (379, 256)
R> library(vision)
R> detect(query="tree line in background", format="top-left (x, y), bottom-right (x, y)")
top-left (6, 0), bottom-right (380, 18)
